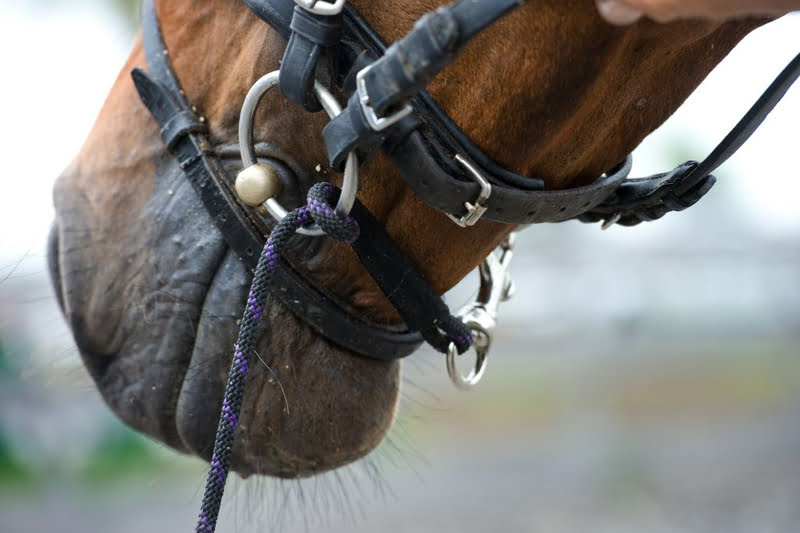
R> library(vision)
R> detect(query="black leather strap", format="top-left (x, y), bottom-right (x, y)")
top-left (576, 162), bottom-right (715, 227)
top-left (321, 0), bottom-right (530, 172)
top-left (388, 129), bottom-right (633, 224)
top-left (246, 0), bottom-right (635, 225)
top-left (160, 110), bottom-right (208, 150)
top-left (134, 0), bottom-right (423, 360)
top-left (679, 51), bottom-right (800, 195)
top-left (246, 0), bottom-right (799, 229)
top-left (346, 197), bottom-right (473, 353)
top-left (247, 0), bottom-right (578, 226)
top-left (359, 0), bottom-right (523, 118)
top-left (581, 51), bottom-right (800, 227)
top-left (279, 6), bottom-right (342, 111)
top-left (249, 0), bottom-right (635, 225)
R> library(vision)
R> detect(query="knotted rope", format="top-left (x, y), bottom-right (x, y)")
top-left (195, 182), bottom-right (359, 533)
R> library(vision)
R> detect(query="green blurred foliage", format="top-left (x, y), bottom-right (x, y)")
top-left (108, 0), bottom-right (140, 28)
top-left (28, 0), bottom-right (140, 29)
top-left (0, 433), bottom-right (32, 486)
top-left (79, 426), bottom-right (163, 485)
top-left (0, 341), bottom-right (14, 378)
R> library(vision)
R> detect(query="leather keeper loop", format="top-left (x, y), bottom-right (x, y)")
top-left (279, 6), bottom-right (343, 112)
top-left (160, 109), bottom-right (207, 150)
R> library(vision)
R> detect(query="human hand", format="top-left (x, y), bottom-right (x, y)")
top-left (596, 0), bottom-right (800, 25)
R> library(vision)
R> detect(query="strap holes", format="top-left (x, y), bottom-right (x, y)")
top-left (527, 210), bottom-right (536, 217)
top-left (559, 207), bottom-right (567, 213)
top-left (494, 207), bottom-right (504, 214)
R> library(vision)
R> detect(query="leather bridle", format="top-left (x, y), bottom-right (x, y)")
top-left (128, 0), bottom-right (798, 530)
top-left (133, 0), bottom-right (800, 369)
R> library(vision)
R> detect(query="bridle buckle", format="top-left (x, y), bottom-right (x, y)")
top-left (356, 67), bottom-right (414, 131)
top-left (447, 155), bottom-right (492, 228)
top-left (294, 0), bottom-right (346, 16)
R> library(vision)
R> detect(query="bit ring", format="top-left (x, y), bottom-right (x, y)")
top-left (239, 70), bottom-right (358, 237)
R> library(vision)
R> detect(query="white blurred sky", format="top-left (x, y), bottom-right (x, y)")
top-left (0, 4), bottom-right (798, 271)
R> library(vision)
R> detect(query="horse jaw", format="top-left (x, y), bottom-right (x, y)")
top-left (48, 38), bottom-right (400, 478)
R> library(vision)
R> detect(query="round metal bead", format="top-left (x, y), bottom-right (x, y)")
top-left (235, 164), bottom-right (282, 207)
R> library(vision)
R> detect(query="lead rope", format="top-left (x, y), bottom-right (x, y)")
top-left (195, 182), bottom-right (360, 533)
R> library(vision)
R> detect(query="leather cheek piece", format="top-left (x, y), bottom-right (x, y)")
top-left (160, 110), bottom-right (208, 150)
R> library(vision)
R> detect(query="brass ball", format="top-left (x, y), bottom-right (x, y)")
top-left (235, 164), bottom-right (282, 207)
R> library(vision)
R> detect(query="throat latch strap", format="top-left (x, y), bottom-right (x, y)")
top-left (580, 51), bottom-right (800, 228)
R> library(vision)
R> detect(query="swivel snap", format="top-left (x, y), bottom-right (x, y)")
top-left (447, 232), bottom-right (516, 390)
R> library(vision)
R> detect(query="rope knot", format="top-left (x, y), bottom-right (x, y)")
top-left (305, 182), bottom-right (360, 243)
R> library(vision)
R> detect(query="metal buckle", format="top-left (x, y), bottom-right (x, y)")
top-left (294, 0), bottom-right (346, 16)
top-left (447, 155), bottom-right (492, 228)
top-left (356, 67), bottom-right (413, 132)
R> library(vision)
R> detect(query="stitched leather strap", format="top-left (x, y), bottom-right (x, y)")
top-left (387, 128), bottom-right (633, 224)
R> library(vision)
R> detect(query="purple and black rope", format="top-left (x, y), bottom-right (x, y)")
top-left (195, 183), bottom-right (359, 533)
top-left (194, 181), bottom-right (473, 532)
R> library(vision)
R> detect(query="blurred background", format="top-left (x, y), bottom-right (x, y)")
top-left (0, 1), bottom-right (798, 532)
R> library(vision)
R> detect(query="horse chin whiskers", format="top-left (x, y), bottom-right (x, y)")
top-left (225, 453), bottom-right (396, 531)
top-left (253, 348), bottom-right (290, 416)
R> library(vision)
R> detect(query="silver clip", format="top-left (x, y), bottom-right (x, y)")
top-left (294, 0), bottom-right (346, 16)
top-left (601, 212), bottom-right (622, 230)
top-left (355, 67), bottom-right (414, 131)
top-left (447, 155), bottom-right (492, 228)
top-left (447, 233), bottom-right (516, 390)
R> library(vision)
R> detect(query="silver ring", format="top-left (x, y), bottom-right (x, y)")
top-left (238, 70), bottom-right (358, 237)
top-left (446, 341), bottom-right (488, 391)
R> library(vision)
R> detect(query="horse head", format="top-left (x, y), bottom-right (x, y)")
top-left (48, 0), bottom-right (763, 479)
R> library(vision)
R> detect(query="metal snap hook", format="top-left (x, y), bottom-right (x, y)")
top-left (238, 70), bottom-right (358, 237)
top-left (446, 232), bottom-right (517, 390)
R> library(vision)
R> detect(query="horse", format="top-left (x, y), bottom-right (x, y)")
top-left (49, 0), bottom-right (782, 494)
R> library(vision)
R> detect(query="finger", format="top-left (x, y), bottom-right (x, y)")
top-left (596, 0), bottom-right (645, 25)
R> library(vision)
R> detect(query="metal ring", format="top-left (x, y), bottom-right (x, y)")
top-left (238, 70), bottom-right (358, 237)
top-left (446, 341), bottom-right (488, 391)
top-left (295, 0), bottom-right (346, 16)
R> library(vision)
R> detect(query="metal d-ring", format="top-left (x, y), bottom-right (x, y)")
top-left (239, 70), bottom-right (359, 237)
